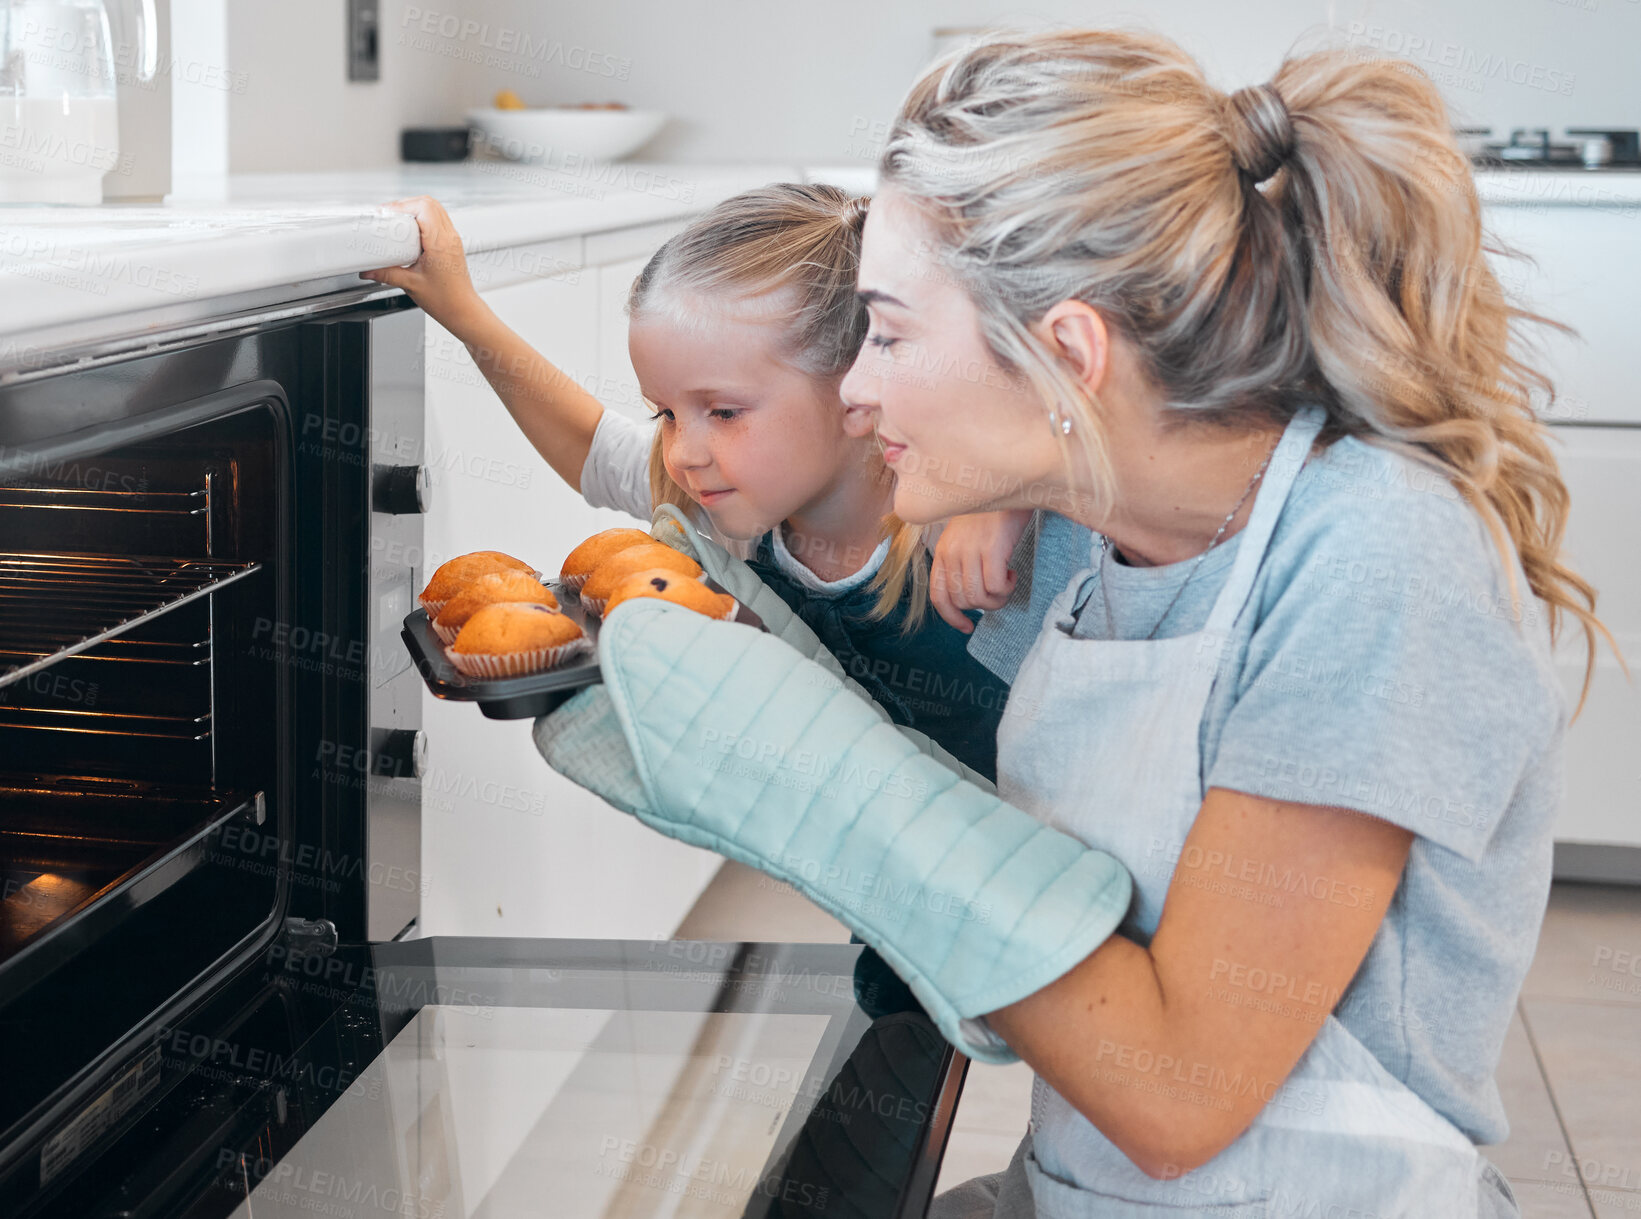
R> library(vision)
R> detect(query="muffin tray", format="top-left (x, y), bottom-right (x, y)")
top-left (400, 578), bottom-right (766, 719)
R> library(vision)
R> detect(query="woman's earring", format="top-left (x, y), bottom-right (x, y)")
top-left (1049, 409), bottom-right (1074, 436)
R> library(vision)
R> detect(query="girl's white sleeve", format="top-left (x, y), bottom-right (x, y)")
top-left (578, 409), bottom-right (656, 522)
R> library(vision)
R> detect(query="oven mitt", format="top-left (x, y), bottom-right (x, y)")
top-left (647, 502), bottom-right (994, 792)
top-left (532, 597), bottom-right (1133, 1064)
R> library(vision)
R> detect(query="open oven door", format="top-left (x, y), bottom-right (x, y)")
top-left (24, 935), bottom-right (966, 1219)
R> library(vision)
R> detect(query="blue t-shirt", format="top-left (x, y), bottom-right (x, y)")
top-left (1028, 432), bottom-right (1567, 1145)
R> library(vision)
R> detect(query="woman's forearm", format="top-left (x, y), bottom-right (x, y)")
top-left (447, 300), bottom-right (607, 494)
top-left (985, 932), bottom-right (1226, 1178)
top-left (985, 787), bottom-right (1413, 1180)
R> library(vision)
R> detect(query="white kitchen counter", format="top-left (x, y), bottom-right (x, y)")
top-left (1, 160), bottom-right (1632, 378)
top-left (0, 160), bottom-right (865, 373)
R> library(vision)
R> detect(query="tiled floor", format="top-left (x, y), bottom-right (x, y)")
top-left (673, 862), bottom-right (1641, 1218)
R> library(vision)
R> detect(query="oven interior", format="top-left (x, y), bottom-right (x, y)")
top-left (0, 402), bottom-right (287, 1133)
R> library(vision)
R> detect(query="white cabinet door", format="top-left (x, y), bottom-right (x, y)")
top-left (1485, 204), bottom-right (1641, 426)
top-left (419, 270), bottom-right (721, 941)
top-left (1548, 425), bottom-right (1641, 846)
top-left (595, 255), bottom-right (651, 422)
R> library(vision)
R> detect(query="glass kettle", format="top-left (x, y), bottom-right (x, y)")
top-left (0, 0), bottom-right (156, 204)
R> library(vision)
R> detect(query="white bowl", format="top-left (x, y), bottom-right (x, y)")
top-left (465, 107), bottom-right (667, 165)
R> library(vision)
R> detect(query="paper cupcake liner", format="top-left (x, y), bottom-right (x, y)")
top-left (446, 636), bottom-right (590, 679)
top-left (560, 571), bottom-right (590, 593)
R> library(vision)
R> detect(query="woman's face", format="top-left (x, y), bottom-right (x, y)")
top-left (840, 188), bottom-right (1067, 526)
top-left (629, 296), bottom-right (872, 540)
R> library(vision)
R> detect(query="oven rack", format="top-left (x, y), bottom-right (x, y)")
top-left (0, 484), bottom-right (208, 515)
top-left (0, 780), bottom-right (265, 993)
top-left (0, 553), bottom-right (261, 691)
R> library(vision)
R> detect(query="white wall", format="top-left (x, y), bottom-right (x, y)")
top-left (172, 0), bottom-right (228, 180)
top-left (222, 0), bottom-right (1640, 172)
top-left (224, 0), bottom-right (474, 172)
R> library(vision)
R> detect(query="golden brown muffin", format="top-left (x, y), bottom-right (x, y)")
top-left (432, 571), bottom-right (559, 642)
top-left (559, 528), bottom-right (655, 592)
top-left (580, 544), bottom-right (703, 615)
top-left (448, 602), bottom-right (587, 677)
top-left (420, 550), bottom-right (536, 613)
top-left (604, 569), bottom-right (737, 620)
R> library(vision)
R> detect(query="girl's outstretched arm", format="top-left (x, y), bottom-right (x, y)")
top-left (362, 195), bottom-right (605, 494)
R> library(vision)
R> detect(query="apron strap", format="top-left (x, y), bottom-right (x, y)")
top-left (1202, 404), bottom-right (1327, 637)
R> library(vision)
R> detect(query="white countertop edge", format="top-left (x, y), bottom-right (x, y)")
top-left (0, 163), bottom-right (817, 363)
top-left (1473, 168), bottom-right (1641, 207)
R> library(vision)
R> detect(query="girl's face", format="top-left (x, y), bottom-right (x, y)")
top-left (839, 188), bottom-right (1068, 526)
top-left (629, 296), bottom-right (874, 540)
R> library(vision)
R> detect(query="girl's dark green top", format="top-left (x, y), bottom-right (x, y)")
top-left (747, 536), bottom-right (1010, 782)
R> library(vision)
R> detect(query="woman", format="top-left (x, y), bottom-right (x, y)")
top-left (538, 28), bottom-right (1611, 1219)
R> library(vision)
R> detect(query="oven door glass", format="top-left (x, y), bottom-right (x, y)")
top-left (42, 938), bottom-right (963, 1219)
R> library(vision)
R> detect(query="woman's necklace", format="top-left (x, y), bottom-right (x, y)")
top-left (1100, 432), bottom-right (1282, 641)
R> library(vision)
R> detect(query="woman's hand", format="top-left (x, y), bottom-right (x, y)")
top-left (359, 195), bottom-right (486, 338)
top-left (930, 509), bottom-right (1032, 633)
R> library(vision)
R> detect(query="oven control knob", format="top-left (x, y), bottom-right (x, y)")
top-left (372, 728), bottom-right (428, 780)
top-left (372, 464), bottom-right (432, 515)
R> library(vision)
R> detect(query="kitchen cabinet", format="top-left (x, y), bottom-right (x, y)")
top-left (1485, 200), bottom-right (1641, 426)
top-left (420, 230), bottom-right (721, 941)
top-left (1482, 190), bottom-right (1641, 867)
top-left (595, 255), bottom-right (652, 421)
top-left (1545, 425), bottom-right (1641, 859)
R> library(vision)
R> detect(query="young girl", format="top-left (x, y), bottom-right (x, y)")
top-left (362, 183), bottom-right (1088, 780)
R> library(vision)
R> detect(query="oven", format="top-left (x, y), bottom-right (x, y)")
top-left (0, 291), bottom-right (963, 1218)
top-left (0, 293), bottom-right (428, 1212)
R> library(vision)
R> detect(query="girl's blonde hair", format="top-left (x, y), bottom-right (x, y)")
top-left (880, 28), bottom-right (1617, 711)
top-left (628, 182), bottom-right (930, 629)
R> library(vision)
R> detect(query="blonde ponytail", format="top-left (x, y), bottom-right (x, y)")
top-left (1265, 51), bottom-right (1616, 713)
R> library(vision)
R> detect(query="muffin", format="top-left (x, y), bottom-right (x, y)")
top-left (604, 569), bottom-right (738, 621)
top-left (448, 602), bottom-right (588, 677)
top-left (432, 571), bottom-right (559, 643)
top-left (579, 544), bottom-right (703, 616)
top-left (560, 529), bottom-right (655, 593)
top-left (420, 550), bottom-right (536, 615)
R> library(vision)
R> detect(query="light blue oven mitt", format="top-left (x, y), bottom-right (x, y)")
top-left (647, 503), bottom-right (994, 791)
top-left (532, 597), bottom-right (1133, 1064)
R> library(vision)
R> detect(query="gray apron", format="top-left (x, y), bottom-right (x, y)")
top-left (943, 406), bottom-right (1496, 1218)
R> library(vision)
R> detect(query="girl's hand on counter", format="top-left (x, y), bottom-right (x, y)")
top-left (360, 195), bottom-right (487, 336)
top-left (930, 508), bottom-right (1031, 633)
